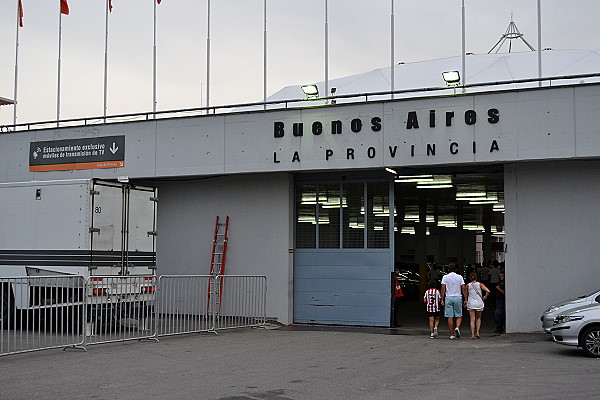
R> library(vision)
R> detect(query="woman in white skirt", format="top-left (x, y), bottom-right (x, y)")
top-left (464, 271), bottom-right (491, 339)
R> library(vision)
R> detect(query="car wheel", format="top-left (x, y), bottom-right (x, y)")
top-left (581, 327), bottom-right (600, 357)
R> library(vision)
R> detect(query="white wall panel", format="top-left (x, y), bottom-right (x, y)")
top-left (156, 117), bottom-right (225, 177)
top-left (574, 85), bottom-right (600, 157)
top-left (155, 173), bottom-right (294, 324)
top-left (513, 88), bottom-right (576, 159)
top-left (505, 160), bottom-right (600, 332)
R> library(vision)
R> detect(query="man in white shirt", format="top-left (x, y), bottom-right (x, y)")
top-left (441, 264), bottom-right (467, 339)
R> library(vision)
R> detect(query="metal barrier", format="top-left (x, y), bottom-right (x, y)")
top-left (156, 275), bottom-right (212, 336)
top-left (157, 275), bottom-right (267, 336)
top-left (1, 274), bottom-right (266, 356)
top-left (1, 276), bottom-right (86, 356)
top-left (85, 276), bottom-right (157, 346)
top-left (211, 275), bottom-right (267, 331)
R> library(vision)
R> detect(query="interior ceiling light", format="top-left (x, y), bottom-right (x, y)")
top-left (385, 168), bottom-right (397, 175)
top-left (469, 200), bottom-right (499, 205)
top-left (456, 192), bottom-right (487, 198)
top-left (395, 175), bottom-right (434, 183)
top-left (301, 84), bottom-right (319, 97)
top-left (417, 184), bottom-right (453, 189)
top-left (416, 175), bottom-right (452, 185)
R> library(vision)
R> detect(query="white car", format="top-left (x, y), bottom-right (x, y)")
top-left (541, 289), bottom-right (600, 333)
top-left (551, 303), bottom-right (600, 357)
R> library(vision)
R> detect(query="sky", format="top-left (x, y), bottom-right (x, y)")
top-left (0, 0), bottom-right (599, 126)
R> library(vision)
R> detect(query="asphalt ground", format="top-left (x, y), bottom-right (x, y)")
top-left (0, 323), bottom-right (599, 400)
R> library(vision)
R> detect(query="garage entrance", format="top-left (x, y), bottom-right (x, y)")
top-left (293, 167), bottom-right (505, 328)
top-left (392, 167), bottom-right (505, 331)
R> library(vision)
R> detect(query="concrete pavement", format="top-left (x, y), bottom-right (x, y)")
top-left (0, 325), bottom-right (598, 400)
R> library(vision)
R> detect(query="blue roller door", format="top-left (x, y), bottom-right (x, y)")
top-left (294, 249), bottom-right (392, 326)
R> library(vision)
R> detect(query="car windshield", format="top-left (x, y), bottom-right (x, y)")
top-left (577, 290), bottom-right (600, 299)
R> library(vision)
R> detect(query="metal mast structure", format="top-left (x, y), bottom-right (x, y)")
top-left (488, 16), bottom-right (535, 54)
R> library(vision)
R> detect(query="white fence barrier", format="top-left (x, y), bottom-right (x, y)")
top-left (156, 275), bottom-right (212, 336)
top-left (157, 275), bottom-right (267, 336)
top-left (85, 276), bottom-right (157, 346)
top-left (0, 274), bottom-right (266, 356)
top-left (1, 276), bottom-right (86, 356)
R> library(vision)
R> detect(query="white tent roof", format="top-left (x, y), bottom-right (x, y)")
top-left (264, 49), bottom-right (600, 106)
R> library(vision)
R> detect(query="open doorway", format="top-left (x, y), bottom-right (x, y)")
top-left (391, 168), bottom-right (505, 334)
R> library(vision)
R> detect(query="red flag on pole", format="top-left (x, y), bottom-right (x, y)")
top-left (61, 0), bottom-right (69, 15)
top-left (109, 0), bottom-right (113, 12)
top-left (18, 0), bottom-right (24, 27)
top-left (157, 0), bottom-right (161, 4)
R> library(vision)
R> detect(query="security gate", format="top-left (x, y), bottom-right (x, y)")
top-left (294, 179), bottom-right (394, 327)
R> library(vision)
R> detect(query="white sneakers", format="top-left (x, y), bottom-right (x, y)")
top-left (454, 327), bottom-right (461, 339)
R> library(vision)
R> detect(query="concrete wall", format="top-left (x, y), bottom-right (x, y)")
top-left (154, 172), bottom-right (294, 324)
top-left (505, 160), bottom-right (600, 332)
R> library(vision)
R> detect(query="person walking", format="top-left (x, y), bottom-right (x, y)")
top-left (495, 272), bottom-right (506, 333)
top-left (423, 280), bottom-right (441, 338)
top-left (465, 271), bottom-right (491, 339)
top-left (441, 264), bottom-right (467, 340)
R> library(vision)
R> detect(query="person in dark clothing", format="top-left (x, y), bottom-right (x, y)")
top-left (494, 272), bottom-right (506, 333)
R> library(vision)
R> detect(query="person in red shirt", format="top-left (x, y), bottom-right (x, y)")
top-left (423, 280), bottom-right (441, 338)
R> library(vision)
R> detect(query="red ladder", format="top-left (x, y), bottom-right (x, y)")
top-left (208, 216), bottom-right (229, 315)
top-left (209, 216), bottom-right (229, 276)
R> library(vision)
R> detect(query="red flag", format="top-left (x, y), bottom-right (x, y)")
top-left (109, 0), bottom-right (113, 12)
top-left (61, 0), bottom-right (69, 15)
top-left (157, 0), bottom-right (161, 4)
top-left (18, 0), bottom-right (24, 27)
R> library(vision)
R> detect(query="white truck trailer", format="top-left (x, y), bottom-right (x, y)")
top-left (0, 179), bottom-right (157, 329)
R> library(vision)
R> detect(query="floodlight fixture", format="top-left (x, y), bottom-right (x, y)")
top-left (301, 84), bottom-right (319, 97)
top-left (442, 70), bottom-right (461, 85)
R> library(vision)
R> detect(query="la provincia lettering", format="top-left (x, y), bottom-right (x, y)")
top-left (272, 108), bottom-right (500, 163)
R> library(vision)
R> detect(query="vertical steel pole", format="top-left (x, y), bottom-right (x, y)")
top-left (263, 0), bottom-right (267, 110)
top-left (206, 0), bottom-right (211, 113)
top-left (104, 0), bottom-right (109, 120)
top-left (461, 0), bottom-right (466, 91)
top-left (390, 0), bottom-right (395, 99)
top-left (324, 0), bottom-right (329, 103)
top-left (57, 5), bottom-right (63, 126)
top-left (13, 0), bottom-right (20, 127)
top-left (537, 0), bottom-right (542, 87)
top-left (153, 0), bottom-right (157, 115)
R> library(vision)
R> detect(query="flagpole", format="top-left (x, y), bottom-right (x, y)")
top-left (461, 0), bottom-right (466, 92)
top-left (263, 0), bottom-right (267, 110)
top-left (390, 0), bottom-right (395, 100)
top-left (104, 0), bottom-right (109, 120)
top-left (13, 0), bottom-right (21, 127)
top-left (206, 0), bottom-right (211, 113)
top-left (537, 0), bottom-right (542, 87)
top-left (324, 0), bottom-right (329, 103)
top-left (153, 0), bottom-right (157, 115)
top-left (57, 2), bottom-right (63, 126)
